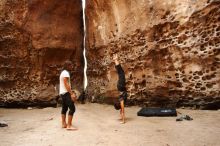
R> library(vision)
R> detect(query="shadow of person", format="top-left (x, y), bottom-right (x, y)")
top-left (117, 117), bottom-right (134, 122)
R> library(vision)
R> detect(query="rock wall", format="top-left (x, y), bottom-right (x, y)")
top-left (86, 0), bottom-right (220, 109)
top-left (0, 0), bottom-right (84, 107)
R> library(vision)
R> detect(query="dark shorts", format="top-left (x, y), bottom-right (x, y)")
top-left (119, 91), bottom-right (127, 103)
top-left (60, 92), bottom-right (75, 115)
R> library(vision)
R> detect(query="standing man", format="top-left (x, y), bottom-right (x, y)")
top-left (59, 61), bottom-right (77, 130)
top-left (113, 54), bottom-right (127, 124)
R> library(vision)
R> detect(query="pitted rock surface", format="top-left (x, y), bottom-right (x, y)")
top-left (0, 0), bottom-right (84, 107)
top-left (86, 0), bottom-right (220, 109)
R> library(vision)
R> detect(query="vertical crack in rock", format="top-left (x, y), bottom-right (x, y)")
top-left (1, 0), bottom-right (220, 109)
top-left (82, 0), bottom-right (88, 90)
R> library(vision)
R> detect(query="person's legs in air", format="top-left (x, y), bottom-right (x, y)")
top-left (113, 54), bottom-right (127, 124)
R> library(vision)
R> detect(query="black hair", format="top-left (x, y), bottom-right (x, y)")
top-left (63, 60), bottom-right (72, 70)
top-left (114, 102), bottom-right (121, 110)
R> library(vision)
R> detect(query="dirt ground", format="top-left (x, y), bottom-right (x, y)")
top-left (0, 103), bottom-right (220, 146)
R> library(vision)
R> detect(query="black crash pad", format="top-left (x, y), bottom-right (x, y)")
top-left (137, 107), bottom-right (177, 117)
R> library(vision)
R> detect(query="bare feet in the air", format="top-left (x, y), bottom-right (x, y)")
top-left (113, 54), bottom-right (118, 61)
top-left (113, 54), bottom-right (119, 65)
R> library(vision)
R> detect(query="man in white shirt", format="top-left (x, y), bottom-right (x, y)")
top-left (59, 61), bottom-right (77, 130)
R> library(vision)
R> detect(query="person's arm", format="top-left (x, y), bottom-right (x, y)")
top-left (64, 77), bottom-right (76, 101)
top-left (120, 100), bottom-right (125, 124)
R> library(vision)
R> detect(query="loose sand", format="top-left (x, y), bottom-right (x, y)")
top-left (0, 103), bottom-right (220, 146)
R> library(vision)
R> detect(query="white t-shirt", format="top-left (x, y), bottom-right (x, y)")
top-left (59, 70), bottom-right (71, 94)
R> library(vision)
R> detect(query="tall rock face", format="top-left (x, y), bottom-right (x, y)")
top-left (86, 0), bottom-right (220, 109)
top-left (0, 0), bottom-right (84, 107)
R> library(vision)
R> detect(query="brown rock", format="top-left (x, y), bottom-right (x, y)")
top-left (0, 0), bottom-right (84, 107)
top-left (86, 0), bottom-right (220, 109)
top-left (1, 0), bottom-right (220, 110)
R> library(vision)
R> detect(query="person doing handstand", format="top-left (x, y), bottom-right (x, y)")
top-left (113, 54), bottom-right (127, 124)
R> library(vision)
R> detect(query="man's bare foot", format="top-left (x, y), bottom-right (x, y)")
top-left (62, 123), bottom-right (67, 128)
top-left (66, 126), bottom-right (78, 131)
top-left (120, 121), bottom-right (125, 124)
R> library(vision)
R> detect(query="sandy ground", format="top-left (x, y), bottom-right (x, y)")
top-left (0, 103), bottom-right (220, 146)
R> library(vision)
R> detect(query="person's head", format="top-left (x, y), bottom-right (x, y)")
top-left (63, 60), bottom-right (73, 71)
top-left (114, 102), bottom-right (121, 110)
